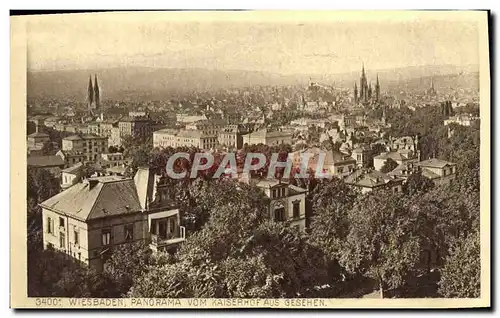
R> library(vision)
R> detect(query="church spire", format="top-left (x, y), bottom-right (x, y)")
top-left (375, 74), bottom-right (380, 101)
top-left (354, 82), bottom-right (358, 104)
top-left (87, 75), bottom-right (94, 108)
top-left (94, 74), bottom-right (100, 110)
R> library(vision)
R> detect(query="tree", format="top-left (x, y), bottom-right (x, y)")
top-left (103, 241), bottom-right (154, 296)
top-left (129, 181), bottom-right (331, 298)
top-left (438, 231), bottom-right (480, 298)
top-left (81, 162), bottom-right (96, 178)
top-left (310, 177), bottom-right (359, 211)
top-left (380, 158), bottom-right (398, 173)
top-left (28, 167), bottom-right (60, 203)
top-left (308, 177), bottom-right (358, 263)
top-left (340, 191), bottom-right (420, 298)
top-left (403, 172), bottom-right (434, 196)
top-left (371, 143), bottom-right (387, 158)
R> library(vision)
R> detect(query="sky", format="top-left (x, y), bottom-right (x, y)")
top-left (23, 11), bottom-right (481, 75)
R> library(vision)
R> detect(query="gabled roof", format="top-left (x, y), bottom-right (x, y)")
top-left (417, 158), bottom-right (456, 169)
top-left (387, 162), bottom-right (419, 176)
top-left (57, 149), bottom-right (86, 157)
top-left (256, 179), bottom-right (284, 189)
top-left (345, 169), bottom-right (403, 188)
top-left (40, 176), bottom-right (142, 221)
top-left (28, 132), bottom-right (49, 138)
top-left (27, 155), bottom-right (65, 167)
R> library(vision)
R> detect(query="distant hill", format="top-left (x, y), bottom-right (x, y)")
top-left (27, 67), bottom-right (307, 101)
top-left (27, 64), bottom-right (480, 101)
top-left (384, 72), bottom-right (479, 93)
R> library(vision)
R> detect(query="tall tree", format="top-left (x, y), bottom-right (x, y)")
top-left (340, 190), bottom-right (420, 298)
top-left (438, 231), bottom-right (480, 298)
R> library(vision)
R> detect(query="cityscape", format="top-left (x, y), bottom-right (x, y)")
top-left (21, 12), bottom-right (484, 304)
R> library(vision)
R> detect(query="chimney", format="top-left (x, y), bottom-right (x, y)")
top-left (88, 178), bottom-right (99, 190)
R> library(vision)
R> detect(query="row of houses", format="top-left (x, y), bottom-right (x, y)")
top-left (153, 124), bottom-right (294, 151)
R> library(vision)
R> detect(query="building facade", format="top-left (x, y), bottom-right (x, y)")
top-left (118, 117), bottom-right (153, 141)
top-left (40, 168), bottom-right (186, 272)
top-left (153, 129), bottom-right (218, 150)
top-left (242, 128), bottom-right (293, 147)
top-left (255, 180), bottom-right (308, 232)
top-left (62, 134), bottom-right (109, 161)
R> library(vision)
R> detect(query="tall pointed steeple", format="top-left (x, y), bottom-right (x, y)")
top-left (94, 75), bottom-right (100, 111)
top-left (87, 75), bottom-right (94, 109)
top-left (353, 82), bottom-right (358, 104)
top-left (375, 74), bottom-right (380, 101)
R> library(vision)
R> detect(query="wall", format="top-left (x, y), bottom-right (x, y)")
top-left (86, 212), bottom-right (147, 270)
top-left (42, 208), bottom-right (90, 264)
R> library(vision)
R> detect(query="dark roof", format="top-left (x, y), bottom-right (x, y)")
top-left (63, 135), bottom-right (83, 141)
top-left (40, 176), bottom-right (142, 221)
top-left (27, 155), bottom-right (65, 167)
top-left (417, 158), bottom-right (456, 169)
top-left (345, 169), bottom-right (403, 188)
top-left (28, 132), bottom-right (49, 138)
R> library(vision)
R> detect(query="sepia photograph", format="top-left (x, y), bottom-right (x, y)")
top-left (10, 10), bottom-right (490, 308)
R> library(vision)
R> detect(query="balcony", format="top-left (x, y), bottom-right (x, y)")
top-left (150, 226), bottom-right (186, 252)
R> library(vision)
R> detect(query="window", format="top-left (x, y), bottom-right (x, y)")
top-left (292, 201), bottom-right (301, 218)
top-left (357, 154), bottom-right (362, 161)
top-left (274, 208), bottom-right (286, 222)
top-left (102, 228), bottom-right (111, 246)
top-left (281, 188), bottom-right (286, 197)
top-left (169, 218), bottom-right (176, 234)
top-left (272, 189), bottom-right (278, 198)
top-left (337, 167), bottom-right (343, 174)
top-left (59, 217), bottom-right (65, 228)
top-left (47, 217), bottom-right (53, 234)
top-left (78, 253), bottom-right (81, 261)
top-left (124, 224), bottom-right (134, 241)
top-left (59, 232), bottom-right (65, 249)
top-left (74, 229), bottom-right (79, 245)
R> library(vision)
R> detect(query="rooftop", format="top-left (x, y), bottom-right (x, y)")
top-left (27, 155), bottom-right (65, 167)
top-left (28, 132), bottom-right (50, 138)
top-left (417, 158), bottom-right (456, 169)
top-left (40, 176), bottom-right (142, 221)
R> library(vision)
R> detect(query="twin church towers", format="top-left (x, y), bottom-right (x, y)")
top-left (353, 64), bottom-right (380, 105)
top-left (87, 75), bottom-right (101, 113)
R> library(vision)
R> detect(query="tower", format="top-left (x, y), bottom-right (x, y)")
top-left (360, 63), bottom-right (369, 103)
top-left (94, 75), bottom-right (100, 111)
top-left (375, 74), bottom-right (380, 101)
top-left (87, 76), bottom-right (94, 111)
top-left (368, 83), bottom-right (372, 99)
top-left (353, 82), bottom-right (358, 104)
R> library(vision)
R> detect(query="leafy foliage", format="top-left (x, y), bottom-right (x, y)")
top-left (340, 191), bottom-right (421, 298)
top-left (439, 231), bottom-right (480, 298)
top-left (380, 158), bottom-right (398, 173)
